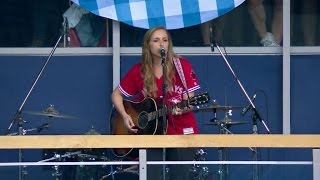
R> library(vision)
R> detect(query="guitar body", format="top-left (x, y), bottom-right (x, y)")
top-left (110, 92), bottom-right (210, 158)
top-left (110, 97), bottom-right (164, 157)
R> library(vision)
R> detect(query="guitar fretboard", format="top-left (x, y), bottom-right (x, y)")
top-left (146, 100), bottom-right (190, 121)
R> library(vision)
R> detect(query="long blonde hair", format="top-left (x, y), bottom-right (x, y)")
top-left (141, 26), bottom-right (177, 98)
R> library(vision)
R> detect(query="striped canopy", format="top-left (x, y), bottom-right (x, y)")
top-left (71, 0), bottom-right (245, 30)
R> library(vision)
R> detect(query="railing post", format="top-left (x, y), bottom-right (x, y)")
top-left (313, 149), bottom-right (320, 180)
top-left (139, 149), bottom-right (147, 180)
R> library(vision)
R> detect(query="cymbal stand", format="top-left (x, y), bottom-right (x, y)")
top-left (52, 166), bottom-right (62, 180)
top-left (216, 124), bottom-right (256, 180)
top-left (215, 112), bottom-right (256, 180)
top-left (216, 111), bottom-right (232, 180)
top-left (209, 100), bottom-right (218, 122)
top-left (190, 149), bottom-right (210, 179)
top-left (216, 120), bottom-right (230, 180)
top-left (51, 154), bottom-right (62, 180)
top-left (17, 115), bottom-right (28, 180)
top-left (215, 118), bottom-right (256, 153)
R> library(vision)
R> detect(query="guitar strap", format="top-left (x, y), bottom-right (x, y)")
top-left (173, 57), bottom-right (188, 93)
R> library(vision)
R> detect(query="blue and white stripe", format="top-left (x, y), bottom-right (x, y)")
top-left (72, 0), bottom-right (245, 29)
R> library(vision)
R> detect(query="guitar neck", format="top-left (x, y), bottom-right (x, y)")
top-left (145, 93), bottom-right (209, 122)
top-left (148, 100), bottom-right (190, 120)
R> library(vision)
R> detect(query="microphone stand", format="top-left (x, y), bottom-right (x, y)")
top-left (5, 20), bottom-right (67, 135)
top-left (210, 33), bottom-right (271, 180)
top-left (161, 52), bottom-right (168, 180)
top-left (252, 110), bottom-right (259, 180)
top-left (4, 20), bottom-right (68, 180)
top-left (212, 43), bottom-right (271, 134)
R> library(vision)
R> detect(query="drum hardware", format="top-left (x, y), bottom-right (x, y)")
top-left (24, 104), bottom-right (78, 119)
top-left (40, 151), bottom-right (82, 180)
top-left (85, 126), bottom-right (101, 135)
top-left (100, 172), bottom-right (139, 180)
top-left (7, 123), bottom-right (50, 179)
top-left (207, 112), bottom-right (255, 180)
top-left (81, 127), bottom-right (109, 164)
top-left (100, 157), bottom-right (139, 180)
top-left (7, 123), bottom-right (50, 136)
top-left (190, 149), bottom-right (210, 180)
top-left (204, 109), bottom-right (248, 127)
top-left (52, 165), bottom-right (62, 180)
top-left (195, 101), bottom-right (242, 125)
top-left (77, 153), bottom-right (109, 163)
top-left (72, 128), bottom-right (110, 180)
top-left (7, 116), bottom-right (51, 180)
top-left (75, 157), bottom-right (109, 180)
top-left (195, 104), bottom-right (242, 113)
top-left (216, 120), bottom-right (230, 180)
top-left (100, 165), bottom-right (139, 180)
top-left (208, 111), bottom-right (234, 180)
top-left (39, 151), bottom-right (82, 163)
top-left (211, 100), bottom-right (219, 122)
top-left (203, 118), bottom-right (248, 126)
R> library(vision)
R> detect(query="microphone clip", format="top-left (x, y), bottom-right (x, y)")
top-left (240, 94), bottom-right (257, 116)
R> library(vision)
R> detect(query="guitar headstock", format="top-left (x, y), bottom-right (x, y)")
top-left (189, 92), bottom-right (210, 106)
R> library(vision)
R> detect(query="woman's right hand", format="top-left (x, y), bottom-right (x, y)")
top-left (122, 114), bottom-right (138, 133)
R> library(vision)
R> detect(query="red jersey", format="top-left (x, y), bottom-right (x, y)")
top-left (118, 57), bottom-right (200, 135)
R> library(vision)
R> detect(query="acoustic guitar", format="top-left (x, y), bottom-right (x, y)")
top-left (110, 92), bottom-right (210, 157)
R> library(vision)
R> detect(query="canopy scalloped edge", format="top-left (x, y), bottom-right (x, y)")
top-left (71, 0), bottom-right (246, 30)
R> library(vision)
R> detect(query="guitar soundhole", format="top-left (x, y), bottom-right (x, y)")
top-left (137, 111), bottom-right (148, 129)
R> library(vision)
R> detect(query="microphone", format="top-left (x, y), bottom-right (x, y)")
top-left (240, 94), bottom-right (257, 116)
top-left (159, 46), bottom-right (166, 59)
top-left (37, 123), bottom-right (51, 133)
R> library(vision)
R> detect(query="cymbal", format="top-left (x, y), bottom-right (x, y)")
top-left (204, 119), bottom-right (248, 126)
top-left (195, 105), bottom-right (242, 112)
top-left (24, 106), bottom-right (78, 119)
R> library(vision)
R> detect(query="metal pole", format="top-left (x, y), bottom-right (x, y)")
top-left (313, 149), bottom-right (320, 180)
top-left (139, 149), bottom-right (147, 180)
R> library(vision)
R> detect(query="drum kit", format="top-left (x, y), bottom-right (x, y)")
top-left (12, 102), bottom-right (248, 180)
top-left (38, 127), bottom-right (139, 180)
top-left (8, 105), bottom-right (138, 180)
